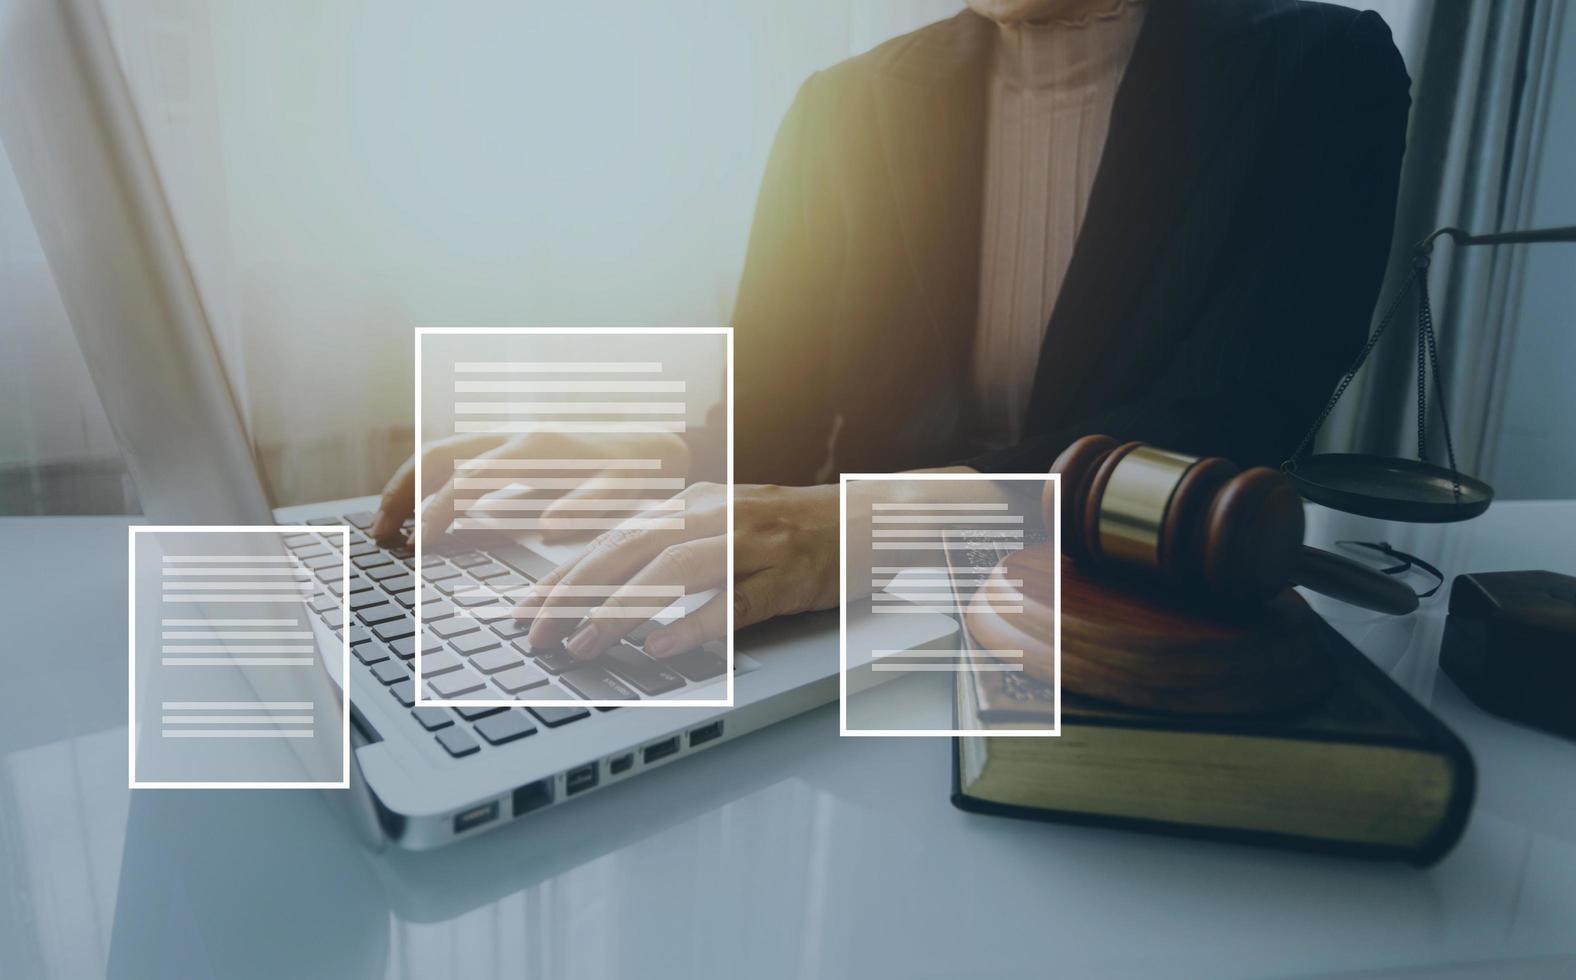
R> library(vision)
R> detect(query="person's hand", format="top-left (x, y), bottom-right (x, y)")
top-left (371, 431), bottom-right (690, 544)
top-left (517, 482), bottom-right (840, 661)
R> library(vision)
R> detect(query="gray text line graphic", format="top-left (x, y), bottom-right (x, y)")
top-left (161, 730), bottom-right (315, 738)
top-left (451, 518), bottom-right (684, 531)
top-left (455, 421), bottom-right (687, 434)
top-left (460, 498), bottom-right (683, 511)
top-left (454, 361), bottom-right (662, 373)
top-left (161, 657), bottom-right (315, 666)
top-left (454, 402), bottom-right (685, 414)
top-left (454, 477), bottom-right (683, 490)
top-left (454, 458), bottom-right (663, 470)
top-left (456, 381), bottom-right (685, 393)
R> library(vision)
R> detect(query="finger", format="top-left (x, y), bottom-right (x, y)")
top-left (418, 439), bottom-right (523, 542)
top-left (521, 489), bottom-right (721, 644)
top-left (643, 568), bottom-right (788, 658)
top-left (557, 536), bottom-right (727, 660)
top-left (522, 521), bottom-right (688, 647)
top-left (373, 434), bottom-right (503, 541)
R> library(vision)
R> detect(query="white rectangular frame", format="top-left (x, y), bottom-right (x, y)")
top-left (839, 472), bottom-right (1060, 737)
top-left (128, 525), bottom-right (352, 789)
top-left (414, 327), bottom-right (734, 708)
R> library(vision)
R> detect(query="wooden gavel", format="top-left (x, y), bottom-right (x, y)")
top-left (1048, 435), bottom-right (1419, 615)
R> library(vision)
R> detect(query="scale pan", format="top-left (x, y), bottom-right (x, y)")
top-left (1289, 453), bottom-right (1493, 523)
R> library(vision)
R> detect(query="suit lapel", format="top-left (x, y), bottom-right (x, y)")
top-left (870, 11), bottom-right (993, 366)
top-left (1022, 0), bottom-right (1268, 432)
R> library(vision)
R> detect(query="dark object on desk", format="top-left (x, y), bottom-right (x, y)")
top-left (951, 618), bottom-right (1476, 865)
top-left (1050, 435), bottom-right (1418, 614)
top-left (1440, 570), bottom-right (1576, 742)
top-left (1286, 224), bottom-right (1576, 523)
top-left (967, 549), bottom-right (1335, 715)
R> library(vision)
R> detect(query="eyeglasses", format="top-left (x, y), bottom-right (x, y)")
top-left (1335, 540), bottom-right (1445, 600)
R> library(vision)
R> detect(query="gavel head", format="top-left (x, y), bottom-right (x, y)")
top-left (1047, 435), bottom-right (1306, 605)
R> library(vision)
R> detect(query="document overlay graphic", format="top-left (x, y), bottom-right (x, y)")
top-left (128, 527), bottom-right (351, 788)
top-left (840, 474), bottom-right (1060, 736)
top-left (415, 328), bottom-right (733, 708)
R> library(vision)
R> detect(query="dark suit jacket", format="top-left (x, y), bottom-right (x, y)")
top-left (723, 0), bottom-right (1410, 486)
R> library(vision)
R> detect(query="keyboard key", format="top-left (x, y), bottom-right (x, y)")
top-left (380, 573), bottom-right (414, 594)
top-left (431, 617), bottom-right (477, 640)
top-left (422, 599), bottom-right (458, 621)
top-left (422, 562), bottom-right (461, 583)
top-left (521, 642), bottom-right (577, 675)
top-left (662, 647), bottom-right (727, 682)
top-left (450, 632), bottom-right (500, 657)
top-left (493, 661), bottom-right (550, 694)
top-left (527, 705), bottom-right (590, 728)
top-left (390, 544), bottom-right (416, 561)
top-left (352, 551), bottom-right (393, 571)
top-left (350, 591), bottom-right (388, 612)
top-left (487, 574), bottom-right (529, 595)
top-left (560, 666), bottom-right (640, 701)
top-left (372, 617), bottom-right (415, 643)
top-left (366, 563), bottom-right (407, 582)
top-left (451, 552), bottom-right (490, 568)
top-left (322, 607), bottom-right (345, 630)
top-left (451, 590), bottom-right (499, 609)
top-left (411, 706), bottom-right (453, 731)
top-left (349, 542), bottom-right (380, 559)
top-left (303, 552), bottom-right (342, 571)
top-left (434, 574), bottom-right (477, 596)
top-left (466, 562), bottom-right (509, 581)
top-left (290, 542), bottom-right (330, 559)
top-left (429, 667), bottom-right (486, 699)
top-left (310, 593), bottom-right (339, 614)
top-left (346, 624), bottom-right (372, 646)
top-left (422, 650), bottom-right (463, 677)
top-left (330, 575), bottom-right (373, 597)
top-left (345, 511), bottom-right (376, 530)
top-left (474, 710), bottom-right (537, 746)
top-left (454, 704), bottom-right (506, 721)
top-left (490, 617), bottom-right (531, 640)
top-left (435, 727), bottom-right (479, 758)
top-left (470, 646), bottom-right (522, 674)
top-left (389, 679), bottom-right (416, 707)
top-left (371, 659), bottom-right (408, 685)
top-left (283, 533), bottom-right (315, 547)
top-left (358, 602), bottom-right (403, 626)
top-left (603, 643), bottom-right (686, 695)
top-left (390, 635), bottom-right (442, 660)
top-left (306, 517), bottom-right (339, 526)
top-left (353, 641), bottom-right (389, 666)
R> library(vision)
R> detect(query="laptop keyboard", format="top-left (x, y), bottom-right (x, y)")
top-left (290, 512), bottom-right (729, 760)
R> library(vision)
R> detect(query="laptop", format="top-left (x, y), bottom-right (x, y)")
top-left (0, 0), bottom-right (957, 849)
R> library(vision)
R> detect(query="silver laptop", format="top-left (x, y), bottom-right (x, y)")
top-left (0, 0), bottom-right (955, 849)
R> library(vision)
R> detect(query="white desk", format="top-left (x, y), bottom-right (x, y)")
top-left (2, 504), bottom-right (1574, 980)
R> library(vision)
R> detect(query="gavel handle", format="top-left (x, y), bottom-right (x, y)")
top-left (1292, 546), bottom-right (1420, 615)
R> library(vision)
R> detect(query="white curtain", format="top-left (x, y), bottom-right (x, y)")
top-left (105, 0), bottom-right (963, 506)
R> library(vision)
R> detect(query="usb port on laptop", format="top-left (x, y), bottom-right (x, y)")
top-left (643, 736), bottom-right (680, 765)
top-left (689, 720), bottom-right (723, 748)
top-left (454, 800), bottom-right (499, 834)
top-left (566, 763), bottom-right (599, 796)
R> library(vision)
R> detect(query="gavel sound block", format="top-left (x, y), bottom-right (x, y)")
top-left (961, 435), bottom-right (1417, 714)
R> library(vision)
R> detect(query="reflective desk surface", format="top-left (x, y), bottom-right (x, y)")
top-left (2, 502), bottom-right (1575, 980)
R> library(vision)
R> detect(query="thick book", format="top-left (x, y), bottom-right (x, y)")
top-left (951, 617), bottom-right (1476, 865)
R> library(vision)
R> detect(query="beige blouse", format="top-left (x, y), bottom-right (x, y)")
top-left (971, 0), bottom-right (1146, 449)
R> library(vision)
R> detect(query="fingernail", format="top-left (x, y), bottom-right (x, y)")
top-left (564, 622), bottom-right (599, 659)
top-left (644, 632), bottom-right (672, 657)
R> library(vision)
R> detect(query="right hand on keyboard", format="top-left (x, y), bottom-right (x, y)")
top-left (371, 431), bottom-right (691, 544)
